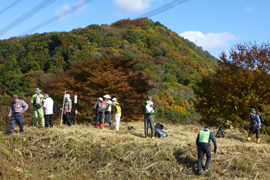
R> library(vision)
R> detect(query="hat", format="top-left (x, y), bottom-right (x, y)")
top-left (112, 97), bottom-right (117, 102)
top-left (250, 108), bottom-right (255, 113)
top-left (103, 94), bottom-right (111, 99)
top-left (205, 126), bottom-right (210, 129)
top-left (147, 96), bottom-right (151, 100)
top-left (44, 94), bottom-right (49, 98)
top-left (98, 97), bottom-right (103, 101)
top-left (12, 95), bottom-right (18, 100)
top-left (35, 88), bottom-right (41, 93)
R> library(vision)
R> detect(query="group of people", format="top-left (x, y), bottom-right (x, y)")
top-left (8, 88), bottom-right (72, 135)
top-left (93, 94), bottom-right (122, 131)
top-left (7, 88), bottom-right (266, 176)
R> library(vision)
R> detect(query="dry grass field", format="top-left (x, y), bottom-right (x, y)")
top-left (1, 121), bottom-right (270, 180)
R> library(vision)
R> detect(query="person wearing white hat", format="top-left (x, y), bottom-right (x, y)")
top-left (43, 94), bottom-right (54, 128)
top-left (103, 94), bottom-right (112, 127)
top-left (63, 94), bottom-right (72, 128)
top-left (111, 97), bottom-right (121, 131)
top-left (93, 97), bottom-right (106, 129)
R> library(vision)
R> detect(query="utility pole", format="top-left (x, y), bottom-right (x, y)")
top-left (73, 95), bottom-right (77, 125)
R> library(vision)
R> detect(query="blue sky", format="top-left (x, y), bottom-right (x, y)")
top-left (0, 0), bottom-right (269, 59)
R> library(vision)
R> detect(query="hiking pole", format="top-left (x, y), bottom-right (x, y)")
top-left (73, 95), bottom-right (77, 125)
top-left (60, 91), bottom-right (66, 125)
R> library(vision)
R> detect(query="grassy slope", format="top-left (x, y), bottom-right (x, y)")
top-left (0, 122), bottom-right (270, 180)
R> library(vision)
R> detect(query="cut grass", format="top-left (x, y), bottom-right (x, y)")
top-left (0, 122), bottom-right (270, 179)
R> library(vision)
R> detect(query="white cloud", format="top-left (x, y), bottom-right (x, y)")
top-left (220, 50), bottom-right (231, 57)
top-left (245, 6), bottom-right (254, 12)
top-left (53, 4), bottom-right (71, 21)
top-left (114, 0), bottom-right (156, 14)
top-left (179, 31), bottom-right (237, 50)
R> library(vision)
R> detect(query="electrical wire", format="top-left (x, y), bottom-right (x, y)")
top-left (0, 0), bottom-right (56, 36)
top-left (0, 0), bottom-right (22, 15)
top-left (21, 0), bottom-right (94, 35)
top-left (137, 0), bottom-right (189, 18)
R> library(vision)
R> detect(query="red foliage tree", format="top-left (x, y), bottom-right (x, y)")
top-left (41, 56), bottom-right (154, 122)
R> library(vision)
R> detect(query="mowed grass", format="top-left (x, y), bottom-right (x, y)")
top-left (0, 121), bottom-right (270, 179)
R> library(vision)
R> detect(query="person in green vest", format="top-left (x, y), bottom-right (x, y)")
top-left (31, 88), bottom-right (45, 127)
top-left (196, 126), bottom-right (217, 175)
top-left (142, 96), bottom-right (156, 139)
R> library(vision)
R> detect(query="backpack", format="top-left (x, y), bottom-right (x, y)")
top-left (154, 123), bottom-right (164, 130)
top-left (256, 113), bottom-right (265, 124)
top-left (34, 94), bottom-right (43, 108)
top-left (250, 114), bottom-right (259, 127)
top-left (53, 103), bottom-right (58, 113)
top-left (155, 128), bottom-right (168, 138)
top-left (96, 101), bottom-right (106, 112)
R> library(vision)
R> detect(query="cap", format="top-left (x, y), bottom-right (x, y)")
top-left (147, 96), bottom-right (151, 100)
top-left (103, 94), bottom-right (111, 99)
top-left (250, 108), bottom-right (255, 113)
top-left (98, 97), bottom-right (103, 101)
top-left (12, 95), bottom-right (18, 100)
top-left (112, 97), bottom-right (117, 102)
top-left (205, 126), bottom-right (210, 129)
top-left (44, 94), bottom-right (49, 98)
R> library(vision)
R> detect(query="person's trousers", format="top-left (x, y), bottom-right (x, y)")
top-left (105, 111), bottom-right (112, 124)
top-left (248, 126), bottom-right (260, 138)
top-left (197, 143), bottom-right (211, 173)
top-left (45, 114), bottom-right (53, 127)
top-left (9, 113), bottom-right (24, 134)
top-left (144, 114), bottom-right (155, 137)
top-left (63, 112), bottom-right (71, 127)
top-left (33, 107), bottom-right (44, 127)
top-left (95, 112), bottom-right (104, 126)
top-left (114, 113), bottom-right (121, 131)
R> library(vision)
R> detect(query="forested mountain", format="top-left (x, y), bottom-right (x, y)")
top-left (0, 18), bottom-right (217, 124)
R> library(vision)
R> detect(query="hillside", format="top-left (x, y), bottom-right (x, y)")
top-left (1, 122), bottom-right (270, 179)
top-left (0, 18), bottom-right (218, 125)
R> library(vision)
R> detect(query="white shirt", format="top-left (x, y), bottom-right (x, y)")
top-left (43, 97), bottom-right (54, 115)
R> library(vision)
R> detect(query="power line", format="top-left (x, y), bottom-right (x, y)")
top-left (21, 0), bottom-right (94, 35)
top-left (137, 0), bottom-right (189, 18)
top-left (0, 0), bottom-right (56, 36)
top-left (0, 0), bottom-right (22, 15)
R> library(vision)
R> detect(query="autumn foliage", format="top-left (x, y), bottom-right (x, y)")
top-left (40, 56), bottom-right (153, 122)
top-left (195, 42), bottom-right (270, 132)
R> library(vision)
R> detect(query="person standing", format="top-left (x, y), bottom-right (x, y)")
top-left (94, 97), bottom-right (105, 129)
top-left (142, 96), bottom-right (156, 138)
top-left (196, 126), bottom-right (217, 175)
top-left (247, 108), bottom-right (261, 143)
top-left (31, 88), bottom-right (45, 127)
top-left (103, 94), bottom-right (112, 127)
top-left (63, 94), bottom-right (72, 128)
top-left (8, 95), bottom-right (29, 136)
top-left (43, 94), bottom-right (54, 128)
top-left (111, 97), bottom-right (121, 131)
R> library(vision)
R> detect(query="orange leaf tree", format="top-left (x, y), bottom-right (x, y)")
top-left (195, 42), bottom-right (270, 131)
top-left (41, 56), bottom-right (153, 122)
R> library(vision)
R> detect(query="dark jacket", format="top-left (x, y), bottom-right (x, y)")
top-left (256, 113), bottom-right (265, 124)
top-left (196, 129), bottom-right (217, 148)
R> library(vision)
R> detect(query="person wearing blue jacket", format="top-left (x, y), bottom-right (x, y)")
top-left (196, 126), bottom-right (217, 175)
top-left (247, 108), bottom-right (261, 143)
top-left (142, 96), bottom-right (156, 139)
